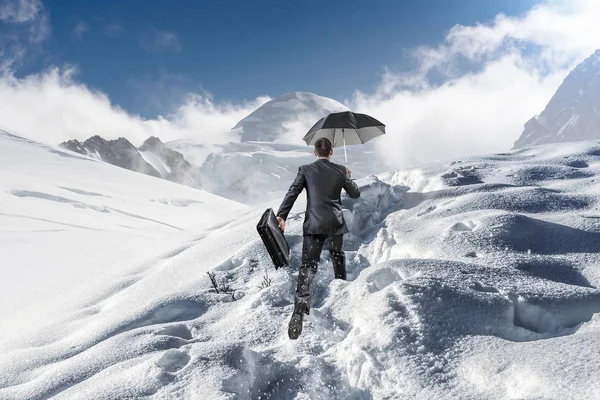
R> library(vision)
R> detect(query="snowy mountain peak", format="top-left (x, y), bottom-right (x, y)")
top-left (61, 136), bottom-right (161, 177)
top-left (60, 135), bottom-right (202, 188)
top-left (232, 91), bottom-right (349, 142)
top-left (513, 49), bottom-right (600, 149)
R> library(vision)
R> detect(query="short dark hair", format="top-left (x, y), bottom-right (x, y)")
top-left (314, 137), bottom-right (332, 157)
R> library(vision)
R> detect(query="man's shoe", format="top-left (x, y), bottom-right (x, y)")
top-left (288, 301), bottom-right (307, 340)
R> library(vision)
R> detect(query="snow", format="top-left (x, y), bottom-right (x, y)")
top-left (1, 135), bottom-right (600, 399)
top-left (166, 140), bottom-right (223, 167)
top-left (555, 113), bottom-right (580, 138)
top-left (232, 91), bottom-right (349, 142)
top-left (140, 150), bottom-right (172, 175)
top-left (195, 141), bottom-right (389, 205)
top-left (0, 131), bottom-right (247, 317)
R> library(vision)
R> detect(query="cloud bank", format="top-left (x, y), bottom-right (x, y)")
top-left (0, 67), bottom-right (269, 145)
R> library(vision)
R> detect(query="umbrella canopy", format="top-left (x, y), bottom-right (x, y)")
top-left (303, 111), bottom-right (386, 165)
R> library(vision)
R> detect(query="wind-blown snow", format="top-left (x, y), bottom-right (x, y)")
top-left (195, 141), bottom-right (389, 205)
top-left (1, 137), bottom-right (600, 399)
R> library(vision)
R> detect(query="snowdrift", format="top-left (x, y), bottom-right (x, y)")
top-left (1, 138), bottom-right (600, 399)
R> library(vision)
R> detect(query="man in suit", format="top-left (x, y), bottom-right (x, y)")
top-left (276, 137), bottom-right (360, 339)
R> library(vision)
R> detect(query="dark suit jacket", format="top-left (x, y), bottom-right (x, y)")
top-left (277, 158), bottom-right (360, 236)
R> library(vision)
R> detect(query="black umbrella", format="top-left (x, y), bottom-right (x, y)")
top-left (303, 111), bottom-right (386, 166)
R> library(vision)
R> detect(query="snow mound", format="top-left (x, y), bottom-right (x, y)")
top-left (1, 139), bottom-right (600, 399)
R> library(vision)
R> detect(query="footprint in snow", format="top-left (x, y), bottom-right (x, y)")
top-left (450, 221), bottom-right (477, 232)
top-left (154, 323), bottom-right (193, 340)
top-left (157, 349), bottom-right (191, 373)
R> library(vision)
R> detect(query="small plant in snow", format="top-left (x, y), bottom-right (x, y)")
top-left (207, 271), bottom-right (237, 301)
top-left (258, 268), bottom-right (272, 290)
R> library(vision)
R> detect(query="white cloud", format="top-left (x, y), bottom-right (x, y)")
top-left (140, 29), bottom-right (182, 53)
top-left (0, 67), bottom-right (269, 146)
top-left (73, 20), bottom-right (88, 40)
top-left (0, 0), bottom-right (42, 23)
top-left (0, 0), bottom-right (49, 71)
top-left (0, 0), bottom-right (49, 43)
top-left (350, 0), bottom-right (600, 169)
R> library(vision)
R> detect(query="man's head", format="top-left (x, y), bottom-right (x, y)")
top-left (314, 137), bottom-right (333, 159)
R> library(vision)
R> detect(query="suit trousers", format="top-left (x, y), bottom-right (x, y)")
top-left (295, 234), bottom-right (346, 314)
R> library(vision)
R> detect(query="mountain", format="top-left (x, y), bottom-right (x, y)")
top-left (2, 136), bottom-right (600, 399)
top-left (232, 91), bottom-right (349, 142)
top-left (0, 130), bottom-right (246, 315)
top-left (60, 136), bottom-right (202, 189)
top-left (174, 91), bottom-right (385, 205)
top-left (139, 136), bottom-right (202, 188)
top-left (61, 136), bottom-right (161, 177)
top-left (514, 49), bottom-right (600, 149)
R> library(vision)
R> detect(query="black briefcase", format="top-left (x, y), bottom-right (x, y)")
top-left (256, 208), bottom-right (290, 269)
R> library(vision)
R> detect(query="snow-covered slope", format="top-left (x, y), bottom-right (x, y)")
top-left (233, 91), bottom-right (349, 142)
top-left (0, 130), bottom-right (246, 316)
top-left (2, 139), bottom-right (600, 399)
top-left (514, 49), bottom-right (600, 149)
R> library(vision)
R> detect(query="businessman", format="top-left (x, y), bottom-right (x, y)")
top-left (276, 137), bottom-right (360, 339)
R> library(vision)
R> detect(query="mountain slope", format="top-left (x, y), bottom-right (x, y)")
top-left (0, 130), bottom-right (246, 316)
top-left (232, 91), bottom-right (349, 142)
top-left (1, 139), bottom-right (599, 399)
top-left (514, 50), bottom-right (600, 148)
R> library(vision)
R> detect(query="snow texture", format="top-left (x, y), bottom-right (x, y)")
top-left (1, 132), bottom-right (600, 399)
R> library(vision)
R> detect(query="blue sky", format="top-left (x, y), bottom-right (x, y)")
top-left (14, 0), bottom-right (539, 117)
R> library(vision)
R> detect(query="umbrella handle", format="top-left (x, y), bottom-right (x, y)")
top-left (343, 128), bottom-right (348, 167)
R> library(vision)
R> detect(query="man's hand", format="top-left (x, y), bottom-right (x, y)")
top-left (346, 168), bottom-right (352, 179)
top-left (276, 216), bottom-right (285, 232)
